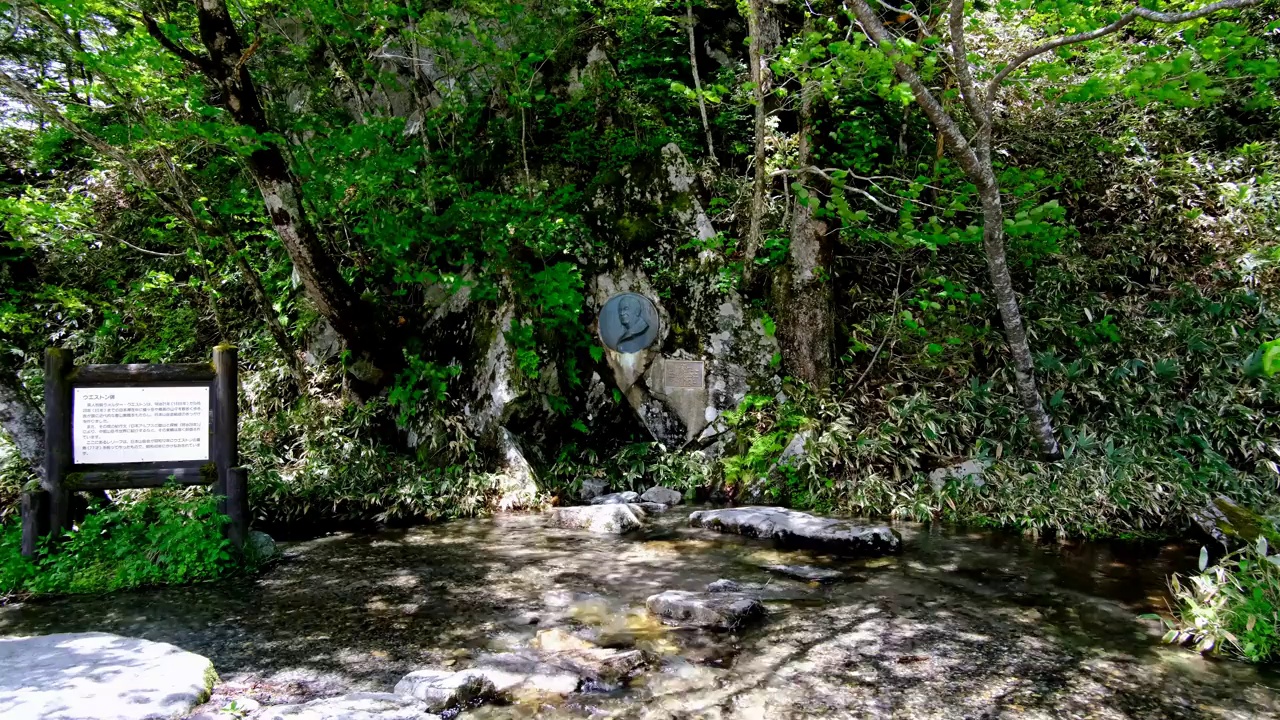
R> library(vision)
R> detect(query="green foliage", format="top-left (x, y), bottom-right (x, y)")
top-left (1154, 536), bottom-right (1280, 663)
top-left (0, 490), bottom-right (238, 598)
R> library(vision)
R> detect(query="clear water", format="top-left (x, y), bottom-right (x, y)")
top-left (2, 509), bottom-right (1277, 718)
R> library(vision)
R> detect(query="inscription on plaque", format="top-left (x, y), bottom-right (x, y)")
top-left (665, 360), bottom-right (705, 389)
top-left (72, 386), bottom-right (210, 465)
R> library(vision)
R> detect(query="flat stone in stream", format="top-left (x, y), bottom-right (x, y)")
top-left (764, 564), bottom-right (845, 583)
top-left (394, 669), bottom-right (496, 712)
top-left (641, 486), bottom-right (683, 505)
top-left (548, 503), bottom-right (651, 533)
top-left (646, 590), bottom-right (765, 629)
top-left (256, 692), bottom-right (441, 720)
top-left (0, 631), bottom-right (216, 720)
top-left (689, 506), bottom-right (901, 555)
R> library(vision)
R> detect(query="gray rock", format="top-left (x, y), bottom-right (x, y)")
top-left (591, 491), bottom-right (640, 505)
top-left (257, 693), bottom-right (440, 720)
top-left (547, 504), bottom-right (649, 534)
top-left (579, 477), bottom-right (608, 502)
top-left (641, 486), bottom-right (683, 505)
top-left (706, 576), bottom-right (747, 589)
top-left (764, 564), bottom-right (844, 583)
top-left (553, 647), bottom-right (650, 684)
top-left (247, 531), bottom-right (281, 564)
top-left (928, 459), bottom-right (990, 491)
top-left (493, 428), bottom-right (541, 511)
top-left (463, 651), bottom-right (581, 696)
top-left (637, 501), bottom-right (669, 513)
top-left (394, 669), bottom-right (495, 712)
top-left (0, 632), bottom-right (216, 720)
top-left (689, 506), bottom-right (901, 556)
top-left (646, 590), bottom-right (764, 629)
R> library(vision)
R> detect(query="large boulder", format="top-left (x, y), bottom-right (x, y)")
top-left (547, 504), bottom-right (650, 534)
top-left (0, 632), bottom-right (216, 720)
top-left (688, 507), bottom-right (902, 556)
top-left (257, 693), bottom-right (440, 720)
top-left (646, 590), bottom-right (764, 630)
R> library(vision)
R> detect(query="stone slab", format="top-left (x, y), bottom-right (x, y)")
top-left (689, 507), bottom-right (901, 556)
top-left (256, 692), bottom-right (441, 720)
top-left (0, 632), bottom-right (216, 720)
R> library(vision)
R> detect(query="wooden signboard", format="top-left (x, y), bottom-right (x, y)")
top-left (20, 346), bottom-right (247, 557)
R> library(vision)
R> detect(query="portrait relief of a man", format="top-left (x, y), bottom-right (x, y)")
top-left (599, 292), bottom-right (657, 353)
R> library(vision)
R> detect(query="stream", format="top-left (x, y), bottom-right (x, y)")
top-left (2, 508), bottom-right (1277, 718)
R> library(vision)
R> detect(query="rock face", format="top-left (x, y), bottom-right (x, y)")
top-left (0, 632), bottom-right (216, 720)
top-left (591, 491), bottom-right (640, 505)
top-left (641, 486), bottom-right (682, 505)
top-left (257, 693), bottom-right (440, 720)
top-left (688, 507), bottom-right (902, 556)
top-left (547, 504), bottom-right (649, 533)
top-left (646, 590), bottom-right (765, 629)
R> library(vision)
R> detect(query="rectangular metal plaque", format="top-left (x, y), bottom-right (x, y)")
top-left (665, 360), bottom-right (705, 389)
top-left (72, 386), bottom-right (210, 465)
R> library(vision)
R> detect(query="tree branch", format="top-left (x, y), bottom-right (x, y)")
top-left (948, 0), bottom-right (989, 157)
top-left (987, 0), bottom-right (1261, 100)
top-left (141, 13), bottom-right (212, 72)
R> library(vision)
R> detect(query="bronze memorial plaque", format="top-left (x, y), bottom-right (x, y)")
top-left (598, 292), bottom-right (660, 353)
top-left (664, 360), bottom-right (705, 389)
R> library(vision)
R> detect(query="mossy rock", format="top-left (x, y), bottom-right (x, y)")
top-left (1196, 495), bottom-right (1280, 550)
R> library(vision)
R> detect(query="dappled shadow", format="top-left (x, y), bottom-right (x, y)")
top-left (1, 510), bottom-right (1278, 718)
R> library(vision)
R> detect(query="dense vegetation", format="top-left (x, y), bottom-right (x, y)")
top-left (0, 0), bottom-right (1278, 630)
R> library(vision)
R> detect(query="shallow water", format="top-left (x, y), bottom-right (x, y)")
top-left (2, 509), bottom-right (1278, 718)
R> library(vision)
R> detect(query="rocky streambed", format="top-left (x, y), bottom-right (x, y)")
top-left (2, 505), bottom-right (1278, 718)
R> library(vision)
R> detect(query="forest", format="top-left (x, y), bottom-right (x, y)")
top-left (1, 0), bottom-right (1279, 669)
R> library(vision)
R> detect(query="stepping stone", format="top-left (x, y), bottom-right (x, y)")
top-left (689, 506), bottom-right (901, 555)
top-left (764, 564), bottom-right (845, 583)
top-left (464, 651), bottom-right (582, 696)
top-left (641, 486), bottom-right (683, 505)
top-left (646, 590), bottom-right (764, 630)
top-left (0, 632), bottom-right (217, 720)
top-left (547, 504), bottom-right (649, 533)
top-left (257, 692), bottom-right (440, 719)
top-left (590, 491), bottom-right (640, 504)
top-left (393, 670), bottom-right (494, 713)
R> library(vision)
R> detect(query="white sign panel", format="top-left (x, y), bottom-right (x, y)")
top-left (73, 386), bottom-right (210, 465)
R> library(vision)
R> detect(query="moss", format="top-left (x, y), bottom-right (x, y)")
top-left (1213, 496), bottom-right (1280, 547)
top-left (200, 463), bottom-right (218, 485)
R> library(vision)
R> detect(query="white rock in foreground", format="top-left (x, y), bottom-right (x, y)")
top-left (257, 692), bottom-right (441, 720)
top-left (0, 632), bottom-right (216, 720)
top-left (689, 506), bottom-right (901, 556)
top-left (547, 503), bottom-right (650, 533)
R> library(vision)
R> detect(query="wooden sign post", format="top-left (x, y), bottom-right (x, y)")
top-left (20, 346), bottom-right (247, 557)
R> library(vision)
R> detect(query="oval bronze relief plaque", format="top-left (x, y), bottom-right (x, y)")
top-left (598, 292), bottom-right (659, 353)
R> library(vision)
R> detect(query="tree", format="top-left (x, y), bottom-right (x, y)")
top-left (843, 0), bottom-right (1265, 459)
top-left (142, 0), bottom-right (399, 386)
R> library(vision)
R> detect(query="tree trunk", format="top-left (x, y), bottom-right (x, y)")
top-left (686, 0), bottom-right (716, 164)
top-left (185, 0), bottom-right (396, 385)
top-left (741, 0), bottom-right (769, 284)
top-left (775, 63), bottom-right (833, 388)
top-left (0, 370), bottom-right (44, 479)
top-left (979, 187), bottom-right (1062, 459)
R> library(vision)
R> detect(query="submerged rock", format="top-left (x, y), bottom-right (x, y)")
top-left (689, 507), bottom-right (901, 556)
top-left (646, 590), bottom-right (765, 629)
top-left (531, 627), bottom-right (597, 652)
top-left (393, 669), bottom-right (494, 713)
top-left (591, 491), bottom-right (640, 505)
top-left (641, 486), bottom-right (683, 505)
top-left (548, 504), bottom-right (649, 533)
top-left (257, 693), bottom-right (440, 720)
top-left (763, 564), bottom-right (844, 583)
top-left (0, 632), bottom-right (216, 720)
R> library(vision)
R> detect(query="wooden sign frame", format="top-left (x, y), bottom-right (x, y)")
top-left (20, 346), bottom-right (247, 557)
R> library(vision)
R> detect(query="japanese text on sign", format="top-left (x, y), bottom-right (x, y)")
top-left (72, 386), bottom-right (210, 465)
